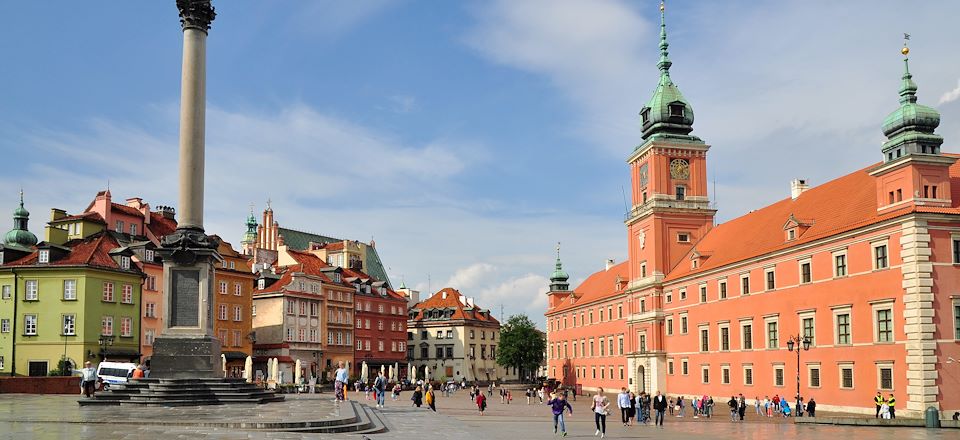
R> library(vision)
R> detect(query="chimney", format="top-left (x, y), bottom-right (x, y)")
top-left (156, 205), bottom-right (176, 220)
top-left (50, 208), bottom-right (67, 221)
top-left (441, 290), bottom-right (448, 299)
top-left (605, 259), bottom-right (615, 271)
top-left (790, 179), bottom-right (810, 199)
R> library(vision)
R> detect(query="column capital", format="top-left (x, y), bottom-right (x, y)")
top-left (177, 0), bottom-right (216, 33)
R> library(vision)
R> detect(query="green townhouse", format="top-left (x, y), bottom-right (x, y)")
top-left (0, 193), bottom-right (143, 376)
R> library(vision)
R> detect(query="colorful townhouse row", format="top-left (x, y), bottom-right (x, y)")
top-left (545, 6), bottom-right (960, 417)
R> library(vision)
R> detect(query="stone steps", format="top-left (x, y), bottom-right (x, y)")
top-left (79, 378), bottom-right (284, 407)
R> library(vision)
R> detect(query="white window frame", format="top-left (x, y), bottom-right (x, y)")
top-left (740, 273), bottom-right (750, 295)
top-left (25, 280), bottom-right (38, 301)
top-left (718, 322), bottom-right (730, 352)
top-left (764, 315), bottom-right (779, 349)
top-left (120, 317), bottom-right (132, 337)
top-left (721, 364), bottom-right (731, 384)
top-left (679, 288), bottom-right (687, 301)
top-left (807, 363), bottom-right (821, 388)
top-left (699, 325), bottom-right (710, 352)
top-left (0, 319), bottom-right (10, 333)
top-left (773, 364), bottom-right (785, 387)
top-left (38, 250), bottom-right (49, 264)
top-left (24, 314), bottom-right (38, 335)
top-left (62, 314), bottom-right (76, 335)
top-left (871, 300), bottom-right (895, 343)
top-left (743, 364), bottom-right (753, 386)
top-left (764, 267), bottom-right (775, 291)
top-left (680, 313), bottom-right (688, 335)
top-left (838, 363), bottom-right (855, 389)
top-left (701, 365), bottom-right (710, 384)
top-left (876, 362), bottom-right (894, 391)
top-left (798, 257), bottom-right (812, 284)
top-left (740, 318), bottom-right (753, 350)
top-left (666, 317), bottom-right (674, 336)
top-left (63, 279), bottom-right (77, 300)
top-left (833, 305), bottom-right (853, 346)
top-left (101, 315), bottom-right (113, 336)
top-left (699, 283), bottom-right (708, 303)
top-left (832, 249), bottom-right (848, 278)
top-left (681, 358), bottom-right (689, 376)
top-left (797, 310), bottom-right (815, 347)
top-left (120, 256), bottom-right (130, 270)
top-left (121, 284), bottom-right (133, 304)
top-left (718, 279), bottom-right (727, 299)
top-left (871, 239), bottom-right (889, 270)
top-left (1, 285), bottom-right (10, 300)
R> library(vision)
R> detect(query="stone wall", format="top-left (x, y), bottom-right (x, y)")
top-left (0, 376), bottom-right (81, 394)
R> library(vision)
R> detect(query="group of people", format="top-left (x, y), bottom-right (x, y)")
top-left (874, 392), bottom-right (896, 419)
top-left (614, 388), bottom-right (654, 426)
top-left (751, 395), bottom-right (817, 418)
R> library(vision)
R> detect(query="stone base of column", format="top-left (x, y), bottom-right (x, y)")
top-left (150, 336), bottom-right (223, 379)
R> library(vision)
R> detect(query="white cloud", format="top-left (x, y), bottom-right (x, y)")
top-left (941, 79), bottom-right (960, 105)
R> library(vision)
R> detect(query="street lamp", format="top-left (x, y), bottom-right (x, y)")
top-left (98, 335), bottom-right (115, 361)
top-left (62, 323), bottom-right (71, 375)
top-left (786, 334), bottom-right (811, 414)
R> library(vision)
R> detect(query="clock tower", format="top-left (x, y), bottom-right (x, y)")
top-left (625, 1), bottom-right (715, 288)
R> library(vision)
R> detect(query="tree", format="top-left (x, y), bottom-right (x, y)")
top-left (496, 314), bottom-right (545, 381)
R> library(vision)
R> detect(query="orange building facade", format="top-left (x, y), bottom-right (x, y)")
top-left (546, 7), bottom-right (959, 417)
top-left (213, 238), bottom-right (256, 376)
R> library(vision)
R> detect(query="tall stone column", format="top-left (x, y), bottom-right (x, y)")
top-left (151, 0), bottom-right (222, 379)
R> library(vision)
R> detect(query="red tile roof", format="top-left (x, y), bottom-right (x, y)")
top-left (548, 261), bottom-right (628, 313)
top-left (111, 203), bottom-right (144, 217)
top-left (410, 287), bottom-right (499, 324)
top-left (147, 213), bottom-right (177, 238)
top-left (49, 211), bottom-right (105, 224)
top-left (663, 156), bottom-right (960, 282)
top-left (4, 232), bottom-right (138, 273)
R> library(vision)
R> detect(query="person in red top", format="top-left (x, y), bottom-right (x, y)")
top-left (773, 394), bottom-right (781, 413)
top-left (476, 391), bottom-right (487, 415)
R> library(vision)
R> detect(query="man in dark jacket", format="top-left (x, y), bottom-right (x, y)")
top-left (653, 391), bottom-right (668, 426)
top-left (738, 394), bottom-right (747, 421)
top-left (728, 396), bottom-right (738, 421)
top-left (807, 397), bottom-right (817, 417)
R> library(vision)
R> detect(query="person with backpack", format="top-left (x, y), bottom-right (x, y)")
top-left (373, 371), bottom-right (387, 408)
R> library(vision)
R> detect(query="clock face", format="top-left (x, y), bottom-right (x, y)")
top-left (670, 159), bottom-right (690, 180)
top-left (639, 163), bottom-right (649, 187)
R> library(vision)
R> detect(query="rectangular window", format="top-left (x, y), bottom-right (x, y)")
top-left (145, 302), bottom-right (156, 318)
top-left (699, 285), bottom-right (707, 303)
top-left (666, 292), bottom-right (672, 303)
top-left (102, 282), bottom-right (114, 302)
top-left (700, 328), bottom-right (709, 352)
top-left (639, 334), bottom-right (647, 352)
top-left (879, 366), bottom-right (893, 390)
top-left (63, 280), bottom-right (77, 300)
top-left (25, 280), bottom-right (38, 301)
top-left (722, 366), bottom-right (730, 384)
top-left (834, 254), bottom-right (847, 277)
top-left (800, 316), bottom-right (815, 345)
top-left (38, 250), bottom-right (49, 264)
top-left (667, 318), bottom-right (673, 336)
top-left (766, 269), bottom-right (775, 290)
top-left (809, 367), bottom-right (820, 387)
top-left (774, 367), bottom-right (784, 387)
top-left (874, 244), bottom-right (888, 269)
top-left (681, 360), bottom-right (688, 375)
top-left (234, 306), bottom-right (242, 322)
top-left (120, 317), bottom-right (132, 337)
top-left (766, 320), bottom-right (779, 349)
top-left (719, 280), bottom-right (727, 299)
top-left (668, 360), bottom-right (674, 375)
top-left (234, 284), bottom-right (242, 296)
top-left (742, 324), bottom-right (753, 350)
top-left (24, 314), bottom-right (38, 335)
top-left (800, 261), bottom-right (812, 283)
top-left (741, 275), bottom-right (750, 295)
top-left (130, 224), bottom-right (137, 236)
top-left (145, 329), bottom-right (155, 346)
top-left (218, 304), bottom-right (227, 321)
top-left (121, 284), bottom-right (133, 304)
top-left (720, 326), bottom-right (730, 351)
top-left (679, 289), bottom-right (687, 300)
top-left (840, 366), bottom-right (854, 389)
top-left (219, 281), bottom-right (227, 295)
top-left (62, 314), bottom-right (76, 335)
top-left (676, 186), bottom-right (686, 201)
top-left (101, 316), bottom-right (113, 336)
top-left (702, 366), bottom-right (710, 384)
top-left (115, 220), bottom-right (123, 233)
top-left (0, 319), bottom-right (10, 333)
top-left (1, 285), bottom-right (10, 299)
top-left (953, 239), bottom-right (960, 263)
top-left (744, 366), bottom-right (753, 385)
top-left (876, 309), bottom-right (893, 342)
top-left (955, 304), bottom-right (960, 340)
top-left (836, 313), bottom-right (851, 345)
top-left (681, 316), bottom-right (688, 334)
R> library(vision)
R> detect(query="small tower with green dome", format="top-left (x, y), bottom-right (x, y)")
top-left (870, 35), bottom-right (956, 211)
top-left (549, 242), bottom-right (570, 292)
top-left (240, 204), bottom-right (258, 256)
top-left (3, 189), bottom-right (38, 251)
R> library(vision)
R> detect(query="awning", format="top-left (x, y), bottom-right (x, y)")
top-left (223, 351), bottom-right (249, 360)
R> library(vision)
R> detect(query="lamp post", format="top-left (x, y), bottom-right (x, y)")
top-left (786, 334), bottom-right (811, 415)
top-left (98, 335), bottom-right (115, 361)
top-left (62, 323), bottom-right (70, 374)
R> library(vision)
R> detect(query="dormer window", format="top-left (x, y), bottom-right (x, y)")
top-left (641, 108), bottom-right (650, 124)
top-left (144, 249), bottom-right (154, 262)
top-left (332, 273), bottom-right (341, 283)
top-left (669, 103), bottom-right (685, 117)
top-left (365, 285), bottom-right (371, 294)
top-left (38, 250), bottom-right (49, 264)
top-left (787, 229), bottom-right (796, 240)
top-left (120, 256), bottom-right (131, 270)
top-left (258, 279), bottom-right (265, 289)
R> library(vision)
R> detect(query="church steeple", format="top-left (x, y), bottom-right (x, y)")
top-left (549, 242), bottom-right (570, 292)
top-left (639, 1), bottom-right (696, 141)
top-left (4, 189), bottom-right (38, 250)
top-left (880, 35), bottom-right (943, 162)
top-left (241, 204), bottom-right (259, 256)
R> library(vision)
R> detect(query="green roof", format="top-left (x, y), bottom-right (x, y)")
top-left (638, 1), bottom-right (695, 141)
top-left (277, 227), bottom-right (392, 287)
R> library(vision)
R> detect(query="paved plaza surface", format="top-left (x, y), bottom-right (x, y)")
top-left (0, 390), bottom-right (953, 439)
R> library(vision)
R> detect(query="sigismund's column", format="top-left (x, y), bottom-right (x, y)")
top-left (151, 0), bottom-right (222, 379)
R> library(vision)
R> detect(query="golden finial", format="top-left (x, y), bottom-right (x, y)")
top-left (660, 1), bottom-right (665, 12)
top-left (902, 33), bottom-right (910, 56)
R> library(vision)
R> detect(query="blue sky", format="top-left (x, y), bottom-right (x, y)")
top-left (2, 1), bottom-right (959, 327)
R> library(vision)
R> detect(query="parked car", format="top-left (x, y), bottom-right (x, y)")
top-left (96, 361), bottom-right (136, 389)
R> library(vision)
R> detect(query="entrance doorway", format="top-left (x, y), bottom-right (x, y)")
top-left (29, 361), bottom-right (48, 377)
top-left (637, 365), bottom-right (646, 393)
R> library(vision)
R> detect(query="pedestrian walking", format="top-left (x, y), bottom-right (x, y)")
top-left (476, 391), bottom-right (487, 415)
top-left (728, 396), bottom-right (738, 421)
top-left (887, 393), bottom-right (896, 419)
top-left (807, 397), bottom-right (817, 417)
top-left (641, 392), bottom-right (652, 425)
top-left (628, 391), bottom-right (637, 425)
top-left (426, 385), bottom-right (437, 412)
top-left (653, 391), bottom-right (667, 426)
top-left (333, 361), bottom-right (348, 402)
top-left (874, 392), bottom-right (885, 418)
top-left (593, 388), bottom-right (610, 438)
top-left (755, 396), bottom-right (762, 416)
top-left (677, 395), bottom-right (685, 417)
top-left (526, 388), bottom-right (532, 405)
top-left (738, 394), bottom-right (746, 421)
top-left (617, 388), bottom-right (631, 426)
top-left (411, 386), bottom-right (423, 407)
top-left (506, 389), bottom-right (513, 404)
top-left (796, 396), bottom-right (804, 417)
top-left (548, 392), bottom-right (574, 437)
top-left (668, 397), bottom-right (674, 416)
top-left (74, 361), bottom-right (98, 398)
top-left (374, 371), bottom-right (387, 408)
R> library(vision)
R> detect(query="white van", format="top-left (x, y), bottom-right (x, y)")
top-left (96, 361), bottom-right (137, 389)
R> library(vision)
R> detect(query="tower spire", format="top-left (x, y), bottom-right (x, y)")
top-left (4, 189), bottom-right (38, 249)
top-left (880, 33), bottom-right (942, 162)
top-left (549, 241), bottom-right (570, 292)
top-left (657, 1), bottom-right (672, 78)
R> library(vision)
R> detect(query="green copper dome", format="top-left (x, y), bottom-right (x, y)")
top-left (880, 50), bottom-right (943, 161)
top-left (4, 190), bottom-right (38, 248)
top-left (242, 210), bottom-right (258, 243)
top-left (639, 3), bottom-right (694, 140)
